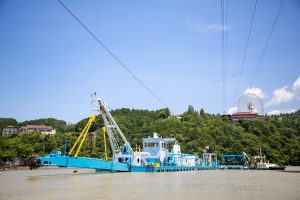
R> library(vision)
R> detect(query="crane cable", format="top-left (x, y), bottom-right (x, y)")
top-left (250, 0), bottom-right (285, 86)
top-left (57, 0), bottom-right (171, 111)
top-left (234, 0), bottom-right (258, 102)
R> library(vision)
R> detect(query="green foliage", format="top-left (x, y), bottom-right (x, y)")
top-left (0, 118), bottom-right (18, 132)
top-left (18, 118), bottom-right (67, 132)
top-left (200, 108), bottom-right (205, 116)
top-left (0, 108), bottom-right (299, 165)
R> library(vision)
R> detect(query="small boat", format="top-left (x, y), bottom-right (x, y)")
top-left (250, 149), bottom-right (285, 170)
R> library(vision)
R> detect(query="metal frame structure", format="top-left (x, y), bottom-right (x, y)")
top-left (221, 154), bottom-right (248, 169)
top-left (69, 115), bottom-right (95, 157)
top-left (97, 98), bottom-right (133, 160)
top-left (237, 92), bottom-right (264, 114)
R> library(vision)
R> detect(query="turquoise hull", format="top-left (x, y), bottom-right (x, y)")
top-left (39, 155), bottom-right (130, 172)
top-left (39, 155), bottom-right (218, 172)
top-left (39, 152), bottom-right (218, 172)
top-left (131, 165), bottom-right (218, 172)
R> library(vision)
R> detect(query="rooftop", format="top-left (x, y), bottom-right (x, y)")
top-left (20, 125), bottom-right (53, 130)
top-left (5, 125), bottom-right (16, 128)
top-left (232, 112), bottom-right (256, 116)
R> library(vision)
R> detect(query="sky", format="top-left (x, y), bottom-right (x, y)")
top-left (0, 0), bottom-right (300, 123)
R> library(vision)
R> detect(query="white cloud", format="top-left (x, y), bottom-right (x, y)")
top-left (293, 75), bottom-right (300, 91)
top-left (185, 20), bottom-right (230, 34)
top-left (267, 110), bottom-right (280, 115)
top-left (267, 108), bottom-right (297, 115)
top-left (228, 106), bottom-right (237, 114)
top-left (265, 86), bottom-right (294, 107)
top-left (243, 87), bottom-right (266, 99)
top-left (228, 76), bottom-right (300, 115)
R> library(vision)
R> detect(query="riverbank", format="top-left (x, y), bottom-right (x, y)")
top-left (0, 165), bottom-right (28, 171)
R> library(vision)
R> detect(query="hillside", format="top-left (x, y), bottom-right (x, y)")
top-left (0, 107), bottom-right (299, 165)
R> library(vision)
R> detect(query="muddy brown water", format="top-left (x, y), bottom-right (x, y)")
top-left (0, 167), bottom-right (299, 200)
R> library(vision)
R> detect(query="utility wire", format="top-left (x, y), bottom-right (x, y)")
top-left (221, 0), bottom-right (225, 114)
top-left (225, 0), bottom-right (228, 114)
top-left (250, 0), bottom-right (285, 86)
top-left (57, 0), bottom-right (171, 110)
top-left (221, 0), bottom-right (228, 114)
top-left (234, 0), bottom-right (258, 101)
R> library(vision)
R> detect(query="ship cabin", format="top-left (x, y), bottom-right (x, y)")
top-left (142, 133), bottom-right (176, 163)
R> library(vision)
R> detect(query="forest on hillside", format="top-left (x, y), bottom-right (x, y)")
top-left (0, 107), bottom-right (299, 165)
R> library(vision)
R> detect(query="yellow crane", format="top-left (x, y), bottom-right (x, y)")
top-left (68, 115), bottom-right (108, 160)
top-left (68, 115), bottom-right (95, 157)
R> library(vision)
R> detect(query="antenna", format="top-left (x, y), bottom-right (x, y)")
top-left (91, 92), bottom-right (98, 111)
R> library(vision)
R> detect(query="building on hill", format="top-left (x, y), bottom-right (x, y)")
top-left (230, 112), bottom-right (265, 123)
top-left (20, 125), bottom-right (56, 134)
top-left (175, 114), bottom-right (183, 119)
top-left (2, 125), bottom-right (18, 136)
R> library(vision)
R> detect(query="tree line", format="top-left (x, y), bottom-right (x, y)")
top-left (0, 107), bottom-right (299, 165)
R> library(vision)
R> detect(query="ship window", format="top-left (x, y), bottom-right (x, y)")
top-left (147, 142), bottom-right (159, 147)
top-left (137, 158), bottom-right (140, 163)
top-left (144, 143), bottom-right (147, 147)
top-left (148, 143), bottom-right (155, 147)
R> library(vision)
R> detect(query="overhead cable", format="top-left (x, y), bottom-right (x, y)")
top-left (221, 0), bottom-right (228, 114)
top-left (57, 0), bottom-right (171, 110)
top-left (234, 0), bottom-right (258, 101)
top-left (250, 0), bottom-right (285, 86)
top-left (221, 0), bottom-right (225, 114)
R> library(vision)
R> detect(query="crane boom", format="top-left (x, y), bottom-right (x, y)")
top-left (97, 98), bottom-right (133, 160)
top-left (69, 115), bottom-right (95, 157)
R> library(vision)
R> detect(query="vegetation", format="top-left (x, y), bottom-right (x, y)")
top-left (0, 118), bottom-right (17, 132)
top-left (0, 107), bottom-right (299, 165)
top-left (18, 118), bottom-right (67, 132)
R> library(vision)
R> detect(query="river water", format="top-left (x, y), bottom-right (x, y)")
top-left (0, 167), bottom-right (299, 200)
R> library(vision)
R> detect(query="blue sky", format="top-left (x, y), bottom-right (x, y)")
top-left (0, 0), bottom-right (300, 123)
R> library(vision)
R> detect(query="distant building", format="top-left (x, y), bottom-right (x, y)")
top-left (175, 114), bottom-right (183, 120)
top-left (230, 112), bottom-right (265, 123)
top-left (20, 125), bottom-right (56, 135)
top-left (2, 125), bottom-right (18, 136)
top-left (231, 112), bottom-right (256, 122)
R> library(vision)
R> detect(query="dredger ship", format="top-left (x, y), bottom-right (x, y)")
top-left (37, 98), bottom-right (218, 172)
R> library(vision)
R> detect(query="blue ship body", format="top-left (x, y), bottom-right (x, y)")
top-left (39, 133), bottom-right (218, 172)
top-left (38, 98), bottom-right (218, 172)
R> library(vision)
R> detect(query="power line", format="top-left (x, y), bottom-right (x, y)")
top-left (221, 0), bottom-right (224, 114)
top-left (221, 0), bottom-right (228, 114)
top-left (225, 0), bottom-right (228, 114)
top-left (56, 0), bottom-right (171, 110)
top-left (234, 0), bottom-right (258, 101)
top-left (250, 0), bottom-right (285, 86)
